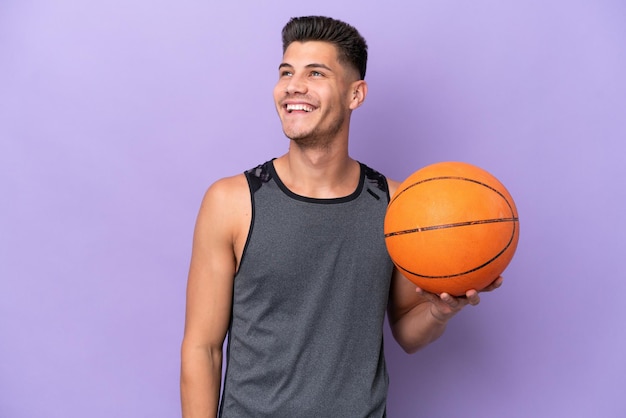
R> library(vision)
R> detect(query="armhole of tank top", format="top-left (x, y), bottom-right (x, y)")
top-left (360, 162), bottom-right (391, 203)
top-left (235, 171), bottom-right (256, 277)
top-left (384, 177), bottom-right (391, 203)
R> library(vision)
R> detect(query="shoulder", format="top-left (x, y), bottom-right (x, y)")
top-left (197, 160), bottom-right (275, 222)
top-left (203, 173), bottom-right (249, 206)
top-left (387, 178), bottom-right (401, 199)
top-left (359, 163), bottom-right (402, 200)
top-left (196, 173), bottom-right (250, 233)
top-left (191, 173), bottom-right (252, 262)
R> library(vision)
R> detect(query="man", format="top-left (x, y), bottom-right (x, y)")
top-left (180, 16), bottom-right (501, 418)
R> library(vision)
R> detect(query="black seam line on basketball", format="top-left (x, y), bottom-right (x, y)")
top-left (395, 218), bottom-right (519, 280)
top-left (384, 217), bottom-right (519, 237)
top-left (390, 176), bottom-right (517, 219)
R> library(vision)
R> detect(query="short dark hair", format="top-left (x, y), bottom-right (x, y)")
top-left (281, 16), bottom-right (368, 80)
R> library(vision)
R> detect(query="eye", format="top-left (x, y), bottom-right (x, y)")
top-left (310, 71), bottom-right (323, 77)
top-left (280, 70), bottom-right (293, 77)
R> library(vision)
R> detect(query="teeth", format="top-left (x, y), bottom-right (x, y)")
top-left (286, 104), bottom-right (314, 112)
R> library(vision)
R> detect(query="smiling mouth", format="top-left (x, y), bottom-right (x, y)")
top-left (286, 104), bottom-right (314, 113)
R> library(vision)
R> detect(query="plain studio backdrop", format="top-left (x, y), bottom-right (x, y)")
top-left (1, 1), bottom-right (625, 417)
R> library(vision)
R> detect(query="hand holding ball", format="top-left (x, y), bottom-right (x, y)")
top-left (384, 162), bottom-right (519, 296)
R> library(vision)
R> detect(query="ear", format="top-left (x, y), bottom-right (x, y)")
top-left (348, 80), bottom-right (368, 110)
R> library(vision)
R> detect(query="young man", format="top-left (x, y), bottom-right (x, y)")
top-left (180, 16), bottom-right (501, 418)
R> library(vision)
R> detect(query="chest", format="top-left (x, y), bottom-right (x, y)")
top-left (235, 188), bottom-right (392, 303)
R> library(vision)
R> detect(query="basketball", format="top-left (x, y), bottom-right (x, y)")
top-left (384, 162), bottom-right (519, 296)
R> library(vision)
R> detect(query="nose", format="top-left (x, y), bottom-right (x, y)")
top-left (285, 73), bottom-right (307, 95)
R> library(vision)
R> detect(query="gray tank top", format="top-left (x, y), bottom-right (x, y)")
top-left (219, 160), bottom-right (394, 418)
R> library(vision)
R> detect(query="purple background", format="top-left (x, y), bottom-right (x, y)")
top-left (1, 1), bottom-right (625, 417)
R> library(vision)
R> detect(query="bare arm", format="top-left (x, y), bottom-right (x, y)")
top-left (387, 268), bottom-right (446, 354)
top-left (385, 178), bottom-right (502, 354)
top-left (388, 269), bottom-right (502, 353)
top-left (180, 175), bottom-right (250, 417)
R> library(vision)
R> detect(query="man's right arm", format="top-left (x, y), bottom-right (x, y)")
top-left (180, 175), bottom-right (249, 418)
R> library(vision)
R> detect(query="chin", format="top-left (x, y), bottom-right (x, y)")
top-left (285, 132), bottom-right (313, 142)
top-left (289, 134), bottom-right (333, 150)
top-left (282, 126), bottom-right (313, 141)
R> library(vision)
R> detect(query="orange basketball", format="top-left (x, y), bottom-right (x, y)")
top-left (384, 162), bottom-right (519, 296)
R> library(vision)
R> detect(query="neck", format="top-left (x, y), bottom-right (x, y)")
top-left (274, 142), bottom-right (360, 199)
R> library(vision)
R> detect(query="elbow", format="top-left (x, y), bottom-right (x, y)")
top-left (180, 338), bottom-right (224, 372)
top-left (395, 335), bottom-right (427, 355)
top-left (390, 325), bottom-right (422, 355)
top-left (390, 321), bottom-right (447, 355)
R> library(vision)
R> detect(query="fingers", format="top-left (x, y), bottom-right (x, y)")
top-left (415, 287), bottom-right (440, 305)
top-left (441, 292), bottom-right (478, 308)
top-left (481, 276), bottom-right (504, 292)
top-left (416, 288), bottom-right (474, 308)
top-left (417, 275), bottom-right (503, 310)
top-left (464, 289), bottom-right (481, 306)
top-left (439, 292), bottom-right (460, 306)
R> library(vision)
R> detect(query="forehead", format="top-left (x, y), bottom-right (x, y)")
top-left (282, 41), bottom-right (340, 66)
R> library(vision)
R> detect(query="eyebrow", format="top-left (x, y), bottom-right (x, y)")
top-left (278, 62), bottom-right (334, 72)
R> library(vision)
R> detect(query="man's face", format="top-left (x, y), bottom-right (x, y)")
top-left (273, 41), bottom-right (360, 147)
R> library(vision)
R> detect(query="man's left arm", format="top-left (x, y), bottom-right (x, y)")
top-left (387, 268), bottom-right (503, 354)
